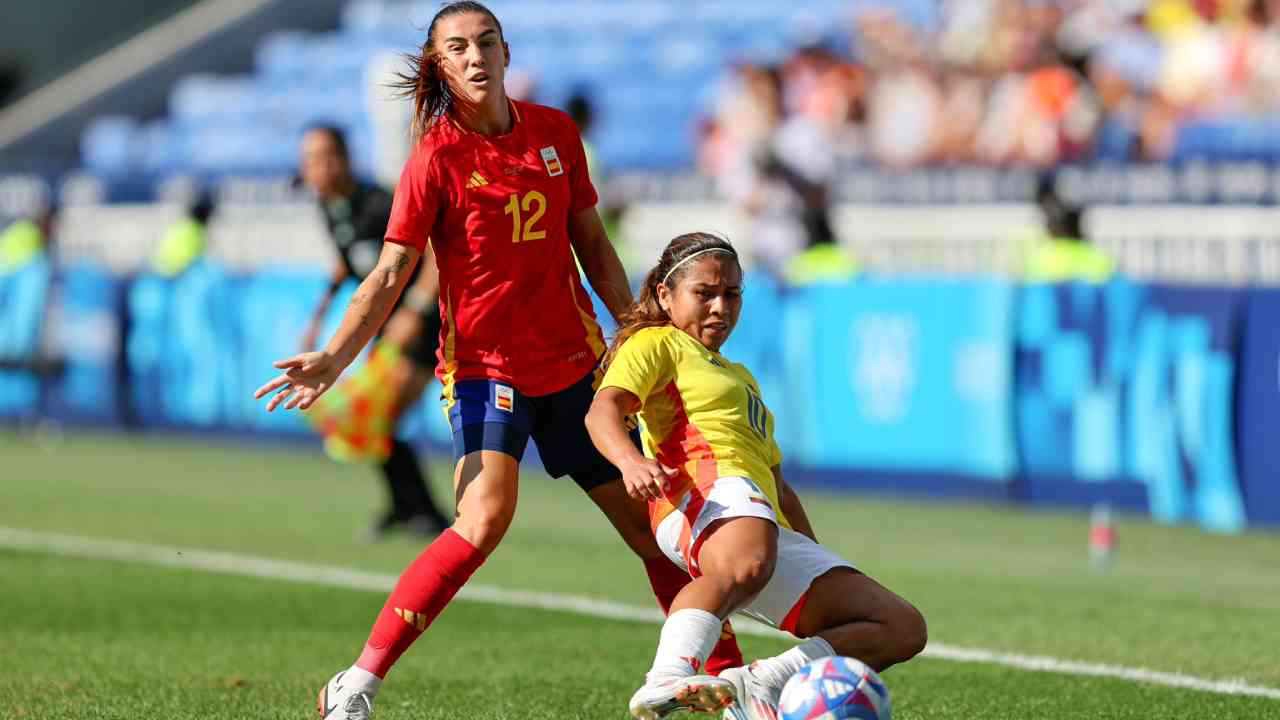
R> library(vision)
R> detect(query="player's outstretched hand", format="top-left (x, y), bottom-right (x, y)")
top-left (253, 351), bottom-right (342, 412)
top-left (621, 457), bottom-right (678, 501)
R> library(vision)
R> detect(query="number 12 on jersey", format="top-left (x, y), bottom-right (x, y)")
top-left (504, 191), bottom-right (547, 243)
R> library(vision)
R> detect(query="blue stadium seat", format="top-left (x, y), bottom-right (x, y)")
top-left (81, 117), bottom-right (138, 175)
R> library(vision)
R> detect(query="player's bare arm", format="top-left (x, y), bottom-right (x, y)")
top-left (383, 241), bottom-right (440, 345)
top-left (773, 465), bottom-right (818, 542)
top-left (254, 242), bottom-right (420, 412)
top-left (586, 386), bottom-right (676, 501)
top-left (570, 206), bottom-right (633, 323)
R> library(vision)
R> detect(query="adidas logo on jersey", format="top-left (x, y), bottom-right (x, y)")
top-left (465, 171), bottom-right (489, 189)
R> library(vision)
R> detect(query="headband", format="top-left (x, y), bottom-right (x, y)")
top-left (661, 247), bottom-right (737, 286)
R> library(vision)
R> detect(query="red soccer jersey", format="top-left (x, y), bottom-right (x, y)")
top-left (385, 100), bottom-right (605, 397)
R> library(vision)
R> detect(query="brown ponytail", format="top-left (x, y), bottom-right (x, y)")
top-left (389, 1), bottom-right (505, 140)
top-left (602, 232), bottom-right (740, 369)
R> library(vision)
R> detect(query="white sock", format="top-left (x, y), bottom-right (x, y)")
top-left (647, 608), bottom-right (723, 681)
top-left (343, 665), bottom-right (383, 698)
top-left (750, 636), bottom-right (836, 692)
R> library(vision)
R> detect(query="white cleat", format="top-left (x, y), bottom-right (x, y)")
top-left (629, 674), bottom-right (737, 719)
top-left (720, 665), bottom-right (781, 720)
top-left (317, 670), bottom-right (375, 719)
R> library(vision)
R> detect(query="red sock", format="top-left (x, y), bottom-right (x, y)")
top-left (642, 556), bottom-right (744, 675)
top-left (356, 529), bottom-right (486, 678)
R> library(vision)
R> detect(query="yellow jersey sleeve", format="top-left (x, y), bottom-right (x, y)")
top-left (600, 327), bottom-right (676, 403)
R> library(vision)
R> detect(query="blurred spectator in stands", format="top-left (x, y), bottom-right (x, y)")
top-left (707, 60), bottom-right (846, 273)
top-left (150, 194), bottom-right (212, 278)
top-left (1023, 175), bottom-right (1113, 283)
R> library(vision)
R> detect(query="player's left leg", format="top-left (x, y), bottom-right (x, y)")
top-left (790, 567), bottom-right (927, 672)
top-left (530, 369), bottom-right (744, 674)
top-left (720, 532), bottom-right (926, 720)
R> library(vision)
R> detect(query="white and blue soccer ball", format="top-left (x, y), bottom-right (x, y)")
top-left (778, 656), bottom-right (891, 720)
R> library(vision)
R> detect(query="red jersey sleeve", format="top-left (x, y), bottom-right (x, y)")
top-left (565, 122), bottom-right (598, 215)
top-left (384, 141), bottom-right (441, 253)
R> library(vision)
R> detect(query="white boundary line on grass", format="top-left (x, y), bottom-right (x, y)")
top-left (3, 526), bottom-right (1278, 701)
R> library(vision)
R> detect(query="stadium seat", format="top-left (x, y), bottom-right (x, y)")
top-left (81, 117), bottom-right (138, 176)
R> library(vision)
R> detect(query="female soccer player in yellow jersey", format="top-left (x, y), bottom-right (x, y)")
top-left (586, 233), bottom-right (928, 720)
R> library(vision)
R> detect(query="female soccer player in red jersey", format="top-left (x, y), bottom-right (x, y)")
top-left (253, 3), bottom-right (770, 717)
top-left (586, 233), bottom-right (927, 719)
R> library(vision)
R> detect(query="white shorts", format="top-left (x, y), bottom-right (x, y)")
top-left (654, 476), bottom-right (856, 633)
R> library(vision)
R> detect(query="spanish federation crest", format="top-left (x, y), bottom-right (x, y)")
top-left (540, 146), bottom-right (563, 177)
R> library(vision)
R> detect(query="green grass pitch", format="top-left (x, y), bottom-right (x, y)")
top-left (1, 432), bottom-right (1277, 719)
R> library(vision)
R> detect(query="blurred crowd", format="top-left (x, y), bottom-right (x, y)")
top-left (697, 0), bottom-right (1280, 268)
top-left (701, 0), bottom-right (1280, 173)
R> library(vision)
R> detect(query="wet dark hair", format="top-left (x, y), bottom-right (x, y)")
top-left (602, 232), bottom-right (741, 369)
top-left (390, 1), bottom-right (506, 139)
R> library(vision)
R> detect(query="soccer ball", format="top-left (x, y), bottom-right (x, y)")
top-left (778, 656), bottom-right (891, 720)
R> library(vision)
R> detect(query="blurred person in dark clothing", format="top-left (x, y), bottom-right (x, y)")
top-left (297, 124), bottom-right (451, 540)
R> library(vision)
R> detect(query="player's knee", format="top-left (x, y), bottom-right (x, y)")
top-left (892, 604), bottom-right (928, 662)
top-left (727, 554), bottom-right (775, 599)
top-left (457, 502), bottom-right (515, 553)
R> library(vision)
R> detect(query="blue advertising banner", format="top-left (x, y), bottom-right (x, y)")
top-left (1133, 286), bottom-right (1246, 533)
top-left (1235, 290), bottom-right (1280, 527)
top-left (43, 266), bottom-right (126, 424)
top-left (779, 277), bottom-right (1016, 480)
top-left (127, 261), bottom-right (238, 428)
top-left (1014, 281), bottom-right (1149, 509)
top-left (1014, 281), bottom-right (1248, 531)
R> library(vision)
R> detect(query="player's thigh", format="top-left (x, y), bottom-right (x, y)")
top-left (452, 449), bottom-right (520, 514)
top-left (444, 378), bottom-right (531, 550)
top-left (697, 516), bottom-right (779, 592)
top-left (793, 566), bottom-right (923, 640)
top-left (529, 368), bottom-right (617, 487)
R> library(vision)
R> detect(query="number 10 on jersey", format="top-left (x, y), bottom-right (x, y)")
top-left (505, 191), bottom-right (547, 243)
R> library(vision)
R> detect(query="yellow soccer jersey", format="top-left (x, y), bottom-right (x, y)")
top-left (600, 325), bottom-right (788, 531)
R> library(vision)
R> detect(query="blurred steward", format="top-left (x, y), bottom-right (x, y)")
top-left (297, 123), bottom-right (451, 540)
top-left (150, 194), bottom-right (212, 277)
top-left (0, 202), bottom-right (61, 382)
top-left (1023, 175), bottom-right (1113, 283)
top-left (0, 203), bottom-right (53, 274)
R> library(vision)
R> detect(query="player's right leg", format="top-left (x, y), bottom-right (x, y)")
top-left (629, 478), bottom-right (782, 718)
top-left (531, 367), bottom-right (745, 674)
top-left (316, 379), bottom-right (531, 716)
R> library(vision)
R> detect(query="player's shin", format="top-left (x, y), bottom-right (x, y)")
top-left (643, 556), bottom-right (744, 675)
top-left (355, 528), bottom-right (487, 679)
top-left (647, 608), bottom-right (723, 680)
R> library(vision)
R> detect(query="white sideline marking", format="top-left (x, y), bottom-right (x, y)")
top-left (3, 526), bottom-right (1278, 701)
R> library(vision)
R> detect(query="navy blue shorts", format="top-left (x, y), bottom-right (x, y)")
top-left (443, 368), bottom-right (634, 493)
